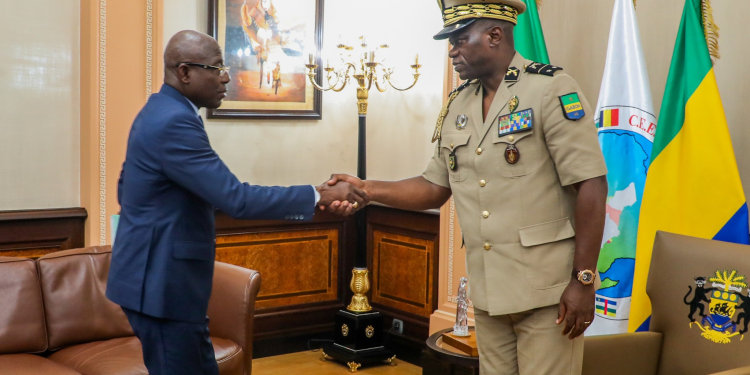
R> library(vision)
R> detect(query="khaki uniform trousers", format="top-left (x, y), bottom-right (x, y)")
top-left (474, 304), bottom-right (583, 375)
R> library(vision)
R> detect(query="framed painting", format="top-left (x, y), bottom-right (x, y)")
top-left (208, 0), bottom-right (323, 120)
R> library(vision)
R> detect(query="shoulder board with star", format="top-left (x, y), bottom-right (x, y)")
top-left (525, 62), bottom-right (563, 77)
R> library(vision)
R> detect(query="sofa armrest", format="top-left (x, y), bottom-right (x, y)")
top-left (711, 365), bottom-right (750, 375)
top-left (583, 332), bottom-right (663, 375)
top-left (208, 261), bottom-right (261, 375)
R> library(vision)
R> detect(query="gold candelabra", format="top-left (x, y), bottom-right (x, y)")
top-left (304, 37), bottom-right (422, 313)
top-left (305, 36), bottom-right (422, 115)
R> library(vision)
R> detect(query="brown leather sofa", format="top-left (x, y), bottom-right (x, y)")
top-left (0, 246), bottom-right (260, 375)
top-left (583, 231), bottom-right (750, 375)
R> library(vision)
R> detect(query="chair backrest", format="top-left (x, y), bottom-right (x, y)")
top-left (37, 246), bottom-right (134, 350)
top-left (0, 257), bottom-right (47, 354)
top-left (648, 231), bottom-right (750, 375)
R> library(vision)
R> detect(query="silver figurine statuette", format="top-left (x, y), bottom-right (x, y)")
top-left (452, 277), bottom-right (471, 337)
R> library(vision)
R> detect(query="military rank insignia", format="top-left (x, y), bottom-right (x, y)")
top-left (559, 93), bottom-right (586, 120)
top-left (504, 67), bottom-right (520, 83)
top-left (525, 63), bottom-right (563, 76)
top-left (498, 108), bottom-right (533, 136)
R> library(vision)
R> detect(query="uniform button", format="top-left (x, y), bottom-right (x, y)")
top-left (450, 142), bottom-right (454, 148)
top-left (483, 243), bottom-right (491, 250)
top-left (508, 135), bottom-right (514, 142)
top-left (482, 211), bottom-right (490, 218)
top-left (479, 179), bottom-right (486, 187)
top-left (476, 148), bottom-right (483, 155)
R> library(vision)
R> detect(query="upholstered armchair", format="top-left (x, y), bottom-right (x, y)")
top-left (583, 231), bottom-right (750, 375)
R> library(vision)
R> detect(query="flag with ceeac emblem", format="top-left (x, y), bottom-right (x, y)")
top-left (587, 0), bottom-right (655, 336)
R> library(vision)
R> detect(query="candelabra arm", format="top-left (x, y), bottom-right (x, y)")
top-left (373, 74), bottom-right (388, 93)
top-left (307, 64), bottom-right (350, 92)
top-left (306, 70), bottom-right (336, 91)
top-left (386, 74), bottom-right (421, 92)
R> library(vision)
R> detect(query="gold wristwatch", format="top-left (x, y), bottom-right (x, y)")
top-left (573, 269), bottom-right (596, 285)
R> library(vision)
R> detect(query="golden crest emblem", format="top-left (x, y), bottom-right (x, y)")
top-left (341, 324), bottom-right (350, 337)
top-left (365, 325), bottom-right (374, 338)
top-left (686, 269), bottom-right (748, 344)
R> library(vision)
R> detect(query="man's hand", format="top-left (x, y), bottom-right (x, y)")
top-left (316, 180), bottom-right (368, 216)
top-left (319, 174), bottom-right (367, 215)
top-left (556, 280), bottom-right (595, 339)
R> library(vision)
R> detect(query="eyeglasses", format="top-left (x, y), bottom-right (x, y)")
top-left (177, 62), bottom-right (231, 77)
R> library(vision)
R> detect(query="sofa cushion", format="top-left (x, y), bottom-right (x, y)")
top-left (0, 353), bottom-right (82, 375)
top-left (48, 336), bottom-right (244, 375)
top-left (37, 247), bottom-right (134, 350)
top-left (0, 257), bottom-right (47, 354)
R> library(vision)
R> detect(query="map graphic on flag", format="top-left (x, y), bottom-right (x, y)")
top-left (587, 0), bottom-right (656, 336)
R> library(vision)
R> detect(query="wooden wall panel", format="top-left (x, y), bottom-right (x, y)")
top-left (215, 210), bottom-right (355, 343)
top-left (366, 205), bottom-right (440, 360)
top-left (372, 231), bottom-right (435, 318)
top-left (0, 208), bottom-right (87, 258)
top-left (216, 229), bottom-right (338, 310)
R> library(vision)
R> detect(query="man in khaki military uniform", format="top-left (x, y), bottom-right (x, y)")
top-left (325, 0), bottom-right (607, 373)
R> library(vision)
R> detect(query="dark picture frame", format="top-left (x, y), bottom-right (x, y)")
top-left (207, 0), bottom-right (324, 120)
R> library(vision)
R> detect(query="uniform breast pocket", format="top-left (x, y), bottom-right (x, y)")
top-left (440, 134), bottom-right (472, 182)
top-left (492, 129), bottom-right (539, 177)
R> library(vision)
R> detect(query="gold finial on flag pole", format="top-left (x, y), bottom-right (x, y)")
top-left (702, 0), bottom-right (720, 61)
top-left (633, 0), bottom-right (636, 9)
top-left (536, 0), bottom-right (541, 8)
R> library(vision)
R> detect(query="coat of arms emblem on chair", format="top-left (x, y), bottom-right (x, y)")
top-left (685, 270), bottom-right (749, 344)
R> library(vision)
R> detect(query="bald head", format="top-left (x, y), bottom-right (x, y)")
top-left (163, 30), bottom-right (230, 109)
top-left (164, 30), bottom-right (221, 75)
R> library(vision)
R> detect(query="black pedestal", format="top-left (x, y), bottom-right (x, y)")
top-left (422, 328), bottom-right (480, 375)
top-left (323, 310), bottom-right (394, 372)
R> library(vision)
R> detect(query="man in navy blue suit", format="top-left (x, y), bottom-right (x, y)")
top-left (106, 30), bottom-right (366, 375)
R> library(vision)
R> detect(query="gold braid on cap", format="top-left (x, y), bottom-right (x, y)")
top-left (443, 3), bottom-right (519, 27)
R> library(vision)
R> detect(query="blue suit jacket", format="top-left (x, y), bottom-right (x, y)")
top-left (106, 84), bottom-right (314, 323)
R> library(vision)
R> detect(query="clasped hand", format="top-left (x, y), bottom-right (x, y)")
top-left (316, 174), bottom-right (368, 216)
top-left (316, 174), bottom-right (367, 216)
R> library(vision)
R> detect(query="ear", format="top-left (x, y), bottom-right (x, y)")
top-left (177, 65), bottom-right (191, 84)
top-left (487, 25), bottom-right (504, 47)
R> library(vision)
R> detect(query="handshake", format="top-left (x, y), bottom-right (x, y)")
top-left (315, 174), bottom-right (369, 216)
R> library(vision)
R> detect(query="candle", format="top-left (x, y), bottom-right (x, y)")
top-left (369, 51), bottom-right (375, 63)
top-left (415, 54), bottom-right (419, 65)
top-left (309, 53), bottom-right (314, 65)
top-left (326, 59), bottom-right (330, 69)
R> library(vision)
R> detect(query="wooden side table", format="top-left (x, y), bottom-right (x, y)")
top-left (422, 327), bottom-right (480, 375)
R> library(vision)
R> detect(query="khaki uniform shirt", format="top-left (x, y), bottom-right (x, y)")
top-left (423, 52), bottom-right (607, 316)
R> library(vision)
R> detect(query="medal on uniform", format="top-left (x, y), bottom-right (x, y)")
top-left (448, 149), bottom-right (458, 170)
top-left (508, 96), bottom-right (519, 113)
top-left (505, 144), bottom-right (520, 164)
top-left (455, 114), bottom-right (468, 130)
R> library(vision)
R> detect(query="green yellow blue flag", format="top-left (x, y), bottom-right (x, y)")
top-left (514, 0), bottom-right (549, 64)
top-left (628, 0), bottom-right (749, 332)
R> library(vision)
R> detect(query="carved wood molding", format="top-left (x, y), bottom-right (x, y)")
top-left (0, 208), bottom-right (87, 258)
